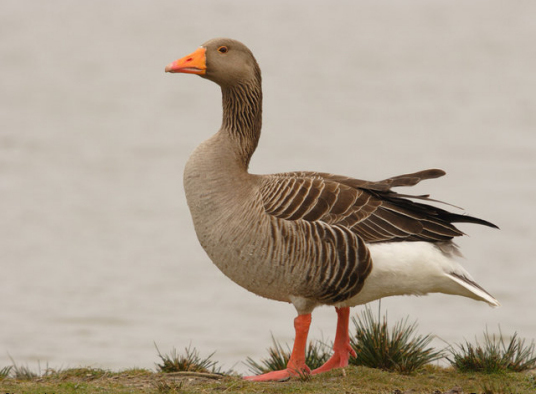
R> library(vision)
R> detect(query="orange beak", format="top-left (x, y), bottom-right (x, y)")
top-left (165, 47), bottom-right (206, 75)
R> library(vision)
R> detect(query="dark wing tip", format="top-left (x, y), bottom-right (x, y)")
top-left (449, 213), bottom-right (499, 230)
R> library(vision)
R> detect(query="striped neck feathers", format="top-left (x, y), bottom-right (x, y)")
top-left (220, 71), bottom-right (262, 169)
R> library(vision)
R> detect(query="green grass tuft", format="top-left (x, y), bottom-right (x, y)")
top-left (155, 343), bottom-right (224, 374)
top-left (0, 365), bottom-right (13, 380)
top-left (349, 305), bottom-right (443, 374)
top-left (7, 357), bottom-right (53, 380)
top-left (244, 334), bottom-right (331, 375)
top-left (448, 329), bottom-right (536, 373)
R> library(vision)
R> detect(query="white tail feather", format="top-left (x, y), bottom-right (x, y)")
top-left (446, 273), bottom-right (500, 307)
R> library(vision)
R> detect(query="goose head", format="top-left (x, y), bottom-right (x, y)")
top-left (165, 38), bottom-right (260, 88)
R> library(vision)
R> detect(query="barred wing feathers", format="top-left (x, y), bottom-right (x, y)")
top-left (259, 169), bottom-right (497, 244)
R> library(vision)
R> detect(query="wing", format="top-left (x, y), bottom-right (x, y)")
top-left (259, 169), bottom-right (497, 243)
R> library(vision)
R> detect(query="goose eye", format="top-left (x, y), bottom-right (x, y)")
top-left (217, 46), bottom-right (228, 54)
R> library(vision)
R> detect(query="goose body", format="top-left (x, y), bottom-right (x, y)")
top-left (166, 38), bottom-right (499, 381)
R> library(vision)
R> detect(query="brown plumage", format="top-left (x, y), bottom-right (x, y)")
top-left (260, 169), bottom-right (497, 243)
top-left (165, 38), bottom-right (499, 381)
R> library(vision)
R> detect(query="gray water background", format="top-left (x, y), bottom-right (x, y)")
top-left (1, 0), bottom-right (535, 373)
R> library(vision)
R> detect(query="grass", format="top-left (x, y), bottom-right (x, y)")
top-left (155, 343), bottom-right (225, 374)
top-left (0, 365), bottom-right (12, 380)
top-left (2, 310), bottom-right (536, 393)
top-left (1, 364), bottom-right (535, 394)
top-left (448, 329), bottom-right (536, 373)
top-left (245, 334), bottom-right (331, 375)
top-left (6, 356), bottom-right (55, 380)
top-left (349, 305), bottom-right (443, 373)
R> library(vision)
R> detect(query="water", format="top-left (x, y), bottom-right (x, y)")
top-left (1, 0), bottom-right (535, 374)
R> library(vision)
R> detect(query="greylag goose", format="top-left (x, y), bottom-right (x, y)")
top-left (165, 38), bottom-right (499, 381)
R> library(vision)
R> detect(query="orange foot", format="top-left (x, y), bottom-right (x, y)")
top-left (243, 313), bottom-right (312, 382)
top-left (312, 344), bottom-right (356, 374)
top-left (312, 306), bottom-right (355, 374)
top-left (244, 365), bottom-right (311, 382)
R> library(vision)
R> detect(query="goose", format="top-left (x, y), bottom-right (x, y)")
top-left (165, 38), bottom-right (499, 381)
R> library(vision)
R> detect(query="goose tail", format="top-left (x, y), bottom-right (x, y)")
top-left (344, 241), bottom-right (500, 307)
top-left (446, 272), bottom-right (500, 307)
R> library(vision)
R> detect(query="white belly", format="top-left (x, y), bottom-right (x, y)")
top-left (342, 241), bottom-right (499, 307)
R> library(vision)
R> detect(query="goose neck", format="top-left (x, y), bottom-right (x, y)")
top-left (220, 79), bottom-right (263, 169)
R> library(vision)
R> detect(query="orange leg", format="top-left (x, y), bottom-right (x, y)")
top-left (244, 313), bottom-right (312, 381)
top-left (312, 307), bottom-right (356, 374)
